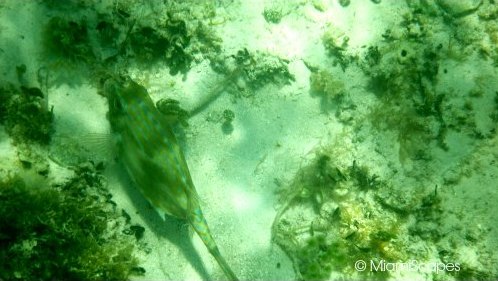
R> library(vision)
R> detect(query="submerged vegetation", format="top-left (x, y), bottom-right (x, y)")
top-left (40, 1), bottom-right (222, 77)
top-left (2, 1), bottom-right (296, 279)
top-left (0, 163), bottom-right (143, 281)
top-left (272, 148), bottom-right (408, 280)
top-left (1, 0), bottom-right (497, 280)
top-left (44, 16), bottom-right (95, 63)
top-left (0, 83), bottom-right (53, 145)
top-left (213, 48), bottom-right (295, 94)
top-left (156, 98), bottom-right (190, 127)
top-left (272, 142), bottom-right (496, 280)
top-left (358, 2), bottom-right (498, 178)
top-left (127, 15), bottom-right (194, 75)
top-left (272, 1), bottom-right (498, 280)
top-left (309, 68), bottom-right (345, 110)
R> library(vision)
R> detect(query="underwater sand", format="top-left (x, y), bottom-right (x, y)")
top-left (1, 0), bottom-right (497, 280)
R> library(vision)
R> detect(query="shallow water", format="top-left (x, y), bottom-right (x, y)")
top-left (0, 1), bottom-right (497, 280)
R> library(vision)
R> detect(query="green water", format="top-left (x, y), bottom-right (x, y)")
top-left (0, 1), bottom-right (497, 280)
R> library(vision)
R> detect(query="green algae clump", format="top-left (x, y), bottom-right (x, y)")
top-left (0, 84), bottom-right (53, 145)
top-left (0, 164), bottom-right (141, 281)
